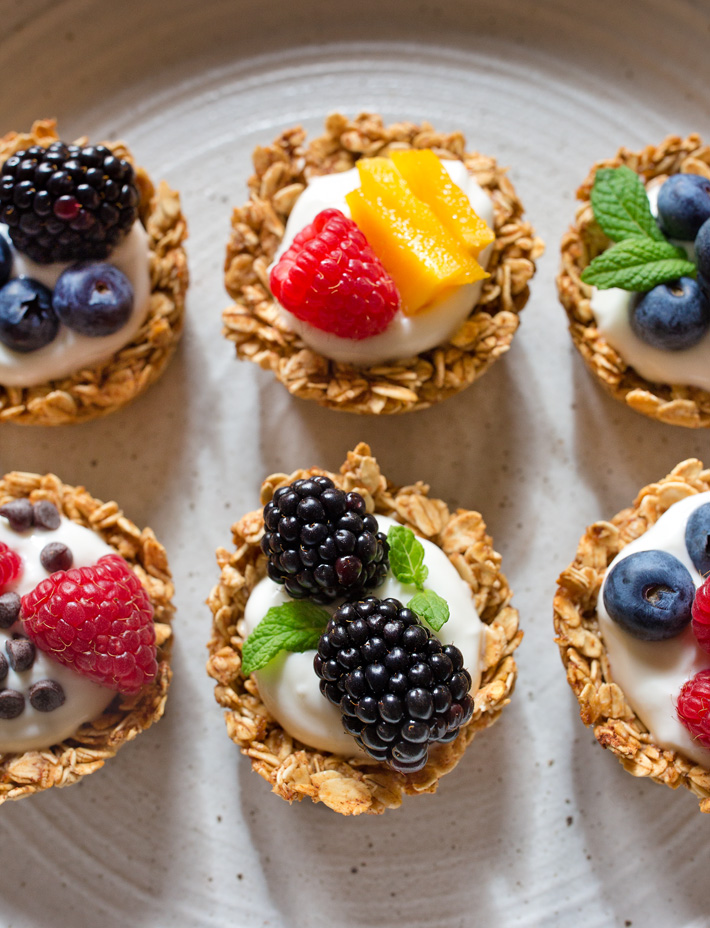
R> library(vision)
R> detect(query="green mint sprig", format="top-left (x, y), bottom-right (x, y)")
top-left (387, 525), bottom-right (450, 632)
top-left (581, 166), bottom-right (696, 291)
top-left (241, 601), bottom-right (329, 676)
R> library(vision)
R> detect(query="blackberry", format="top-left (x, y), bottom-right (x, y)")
top-left (261, 475), bottom-right (389, 604)
top-left (314, 596), bottom-right (474, 773)
top-left (0, 141), bottom-right (139, 264)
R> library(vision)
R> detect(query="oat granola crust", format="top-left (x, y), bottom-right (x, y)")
top-left (558, 134), bottom-right (710, 428)
top-left (207, 442), bottom-right (521, 815)
top-left (0, 472), bottom-right (174, 803)
top-left (554, 458), bottom-right (710, 812)
top-left (223, 112), bottom-right (543, 415)
top-left (0, 120), bottom-right (189, 425)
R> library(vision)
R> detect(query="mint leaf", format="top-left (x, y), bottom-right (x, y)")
top-left (407, 589), bottom-right (450, 632)
top-left (581, 238), bottom-right (696, 291)
top-left (241, 601), bottom-right (330, 676)
top-left (387, 525), bottom-right (428, 588)
top-left (590, 166), bottom-right (664, 243)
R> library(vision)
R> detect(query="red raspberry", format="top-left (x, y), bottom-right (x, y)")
top-left (692, 576), bottom-right (710, 654)
top-left (0, 541), bottom-right (22, 590)
top-left (676, 669), bottom-right (710, 748)
top-left (269, 208), bottom-right (400, 339)
top-left (21, 554), bottom-right (157, 695)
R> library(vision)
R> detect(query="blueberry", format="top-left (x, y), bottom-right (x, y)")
top-left (630, 278), bottom-right (710, 350)
top-left (0, 277), bottom-right (58, 352)
top-left (0, 234), bottom-right (11, 287)
top-left (52, 262), bottom-right (133, 336)
top-left (695, 219), bottom-right (710, 298)
top-left (603, 549), bottom-right (695, 641)
top-left (685, 502), bottom-right (710, 576)
top-left (657, 173), bottom-right (710, 240)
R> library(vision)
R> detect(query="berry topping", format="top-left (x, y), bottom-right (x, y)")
top-left (0, 277), bottom-right (58, 353)
top-left (314, 596), bottom-right (473, 772)
top-left (28, 679), bottom-right (65, 713)
top-left (269, 208), bottom-right (400, 339)
top-left (6, 637), bottom-right (35, 672)
top-left (603, 549), bottom-right (695, 640)
top-left (0, 235), bottom-right (11, 287)
top-left (0, 592), bottom-right (20, 629)
top-left (676, 669), bottom-right (710, 748)
top-left (630, 278), bottom-right (710, 351)
top-left (261, 476), bottom-right (389, 604)
top-left (695, 218), bottom-right (710, 299)
top-left (53, 263), bottom-right (133, 337)
top-left (657, 173), bottom-right (710, 241)
top-left (0, 499), bottom-right (33, 532)
top-left (685, 501), bottom-right (710, 576)
top-left (40, 542), bottom-right (73, 573)
top-left (691, 576), bottom-right (710, 655)
top-left (0, 141), bottom-right (139, 264)
top-left (20, 553), bottom-right (157, 695)
top-left (32, 500), bottom-right (60, 531)
top-left (0, 542), bottom-right (22, 591)
top-left (0, 653), bottom-right (6, 681)
top-left (0, 690), bottom-right (24, 720)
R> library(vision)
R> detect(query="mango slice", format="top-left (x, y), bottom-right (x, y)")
top-left (390, 149), bottom-right (494, 256)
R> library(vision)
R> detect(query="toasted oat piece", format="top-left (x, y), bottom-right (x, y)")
top-left (0, 472), bottom-right (174, 803)
top-left (554, 458), bottom-right (710, 812)
top-left (207, 442), bottom-right (521, 815)
top-left (223, 112), bottom-right (543, 415)
top-left (558, 134), bottom-right (710, 428)
top-left (0, 120), bottom-right (188, 425)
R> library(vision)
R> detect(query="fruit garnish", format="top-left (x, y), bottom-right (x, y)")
top-left (685, 502), bottom-right (710, 576)
top-left (0, 277), bottom-right (58, 353)
top-left (314, 595), bottom-right (473, 773)
top-left (0, 236), bottom-right (10, 288)
top-left (53, 263), bottom-right (133, 337)
top-left (676, 669), bottom-right (710, 748)
top-left (261, 475), bottom-right (389, 604)
top-left (269, 208), bottom-right (399, 339)
top-left (346, 158), bottom-right (486, 315)
top-left (389, 149), bottom-right (494, 256)
top-left (21, 553), bottom-right (157, 695)
top-left (691, 575), bottom-right (710, 655)
top-left (630, 277), bottom-right (710, 350)
top-left (0, 141), bottom-right (139, 265)
top-left (0, 542), bottom-right (22, 591)
top-left (657, 173), bottom-right (710, 241)
top-left (602, 549), bottom-right (694, 640)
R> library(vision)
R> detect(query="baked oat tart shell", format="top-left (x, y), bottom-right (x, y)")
top-left (558, 134), bottom-right (710, 429)
top-left (207, 442), bottom-right (521, 815)
top-left (0, 120), bottom-right (189, 426)
top-left (223, 112), bottom-right (543, 415)
top-left (0, 472), bottom-right (174, 803)
top-left (554, 458), bottom-right (710, 812)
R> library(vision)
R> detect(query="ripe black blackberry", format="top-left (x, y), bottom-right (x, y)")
top-left (314, 596), bottom-right (474, 773)
top-left (0, 141), bottom-right (139, 264)
top-left (260, 475), bottom-right (389, 604)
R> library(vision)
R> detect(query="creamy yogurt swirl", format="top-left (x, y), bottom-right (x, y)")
top-left (598, 492), bottom-right (710, 767)
top-left (0, 515), bottom-right (117, 752)
top-left (0, 221), bottom-right (151, 387)
top-left (243, 515), bottom-right (484, 755)
top-left (271, 161), bottom-right (495, 365)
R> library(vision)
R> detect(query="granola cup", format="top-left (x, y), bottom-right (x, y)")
top-left (207, 442), bottom-right (521, 815)
top-left (0, 471), bottom-right (174, 803)
top-left (223, 112), bottom-right (543, 415)
top-left (558, 134), bottom-right (710, 428)
top-left (554, 458), bottom-right (710, 812)
top-left (0, 120), bottom-right (189, 426)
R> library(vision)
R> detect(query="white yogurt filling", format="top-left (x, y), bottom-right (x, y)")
top-left (271, 161), bottom-right (495, 365)
top-left (598, 492), bottom-right (710, 767)
top-left (243, 515), bottom-right (485, 756)
top-left (0, 514), bottom-right (117, 752)
top-left (0, 220), bottom-right (151, 387)
top-left (589, 183), bottom-right (710, 390)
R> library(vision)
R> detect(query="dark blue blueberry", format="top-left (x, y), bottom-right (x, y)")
top-left (52, 262), bottom-right (133, 337)
top-left (657, 173), bottom-right (710, 240)
top-left (0, 235), bottom-right (11, 286)
top-left (603, 549), bottom-right (695, 641)
top-left (630, 278), bottom-right (710, 350)
top-left (685, 502), bottom-right (710, 576)
top-left (695, 218), bottom-right (710, 299)
top-left (0, 277), bottom-right (58, 352)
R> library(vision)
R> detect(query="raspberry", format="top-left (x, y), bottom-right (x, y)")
top-left (676, 669), bottom-right (710, 748)
top-left (20, 554), bottom-right (157, 695)
top-left (0, 141), bottom-right (139, 264)
top-left (261, 475), bottom-right (389, 604)
top-left (691, 576), bottom-right (710, 654)
top-left (314, 596), bottom-right (474, 773)
top-left (269, 208), bottom-right (400, 339)
top-left (0, 541), bottom-right (22, 591)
